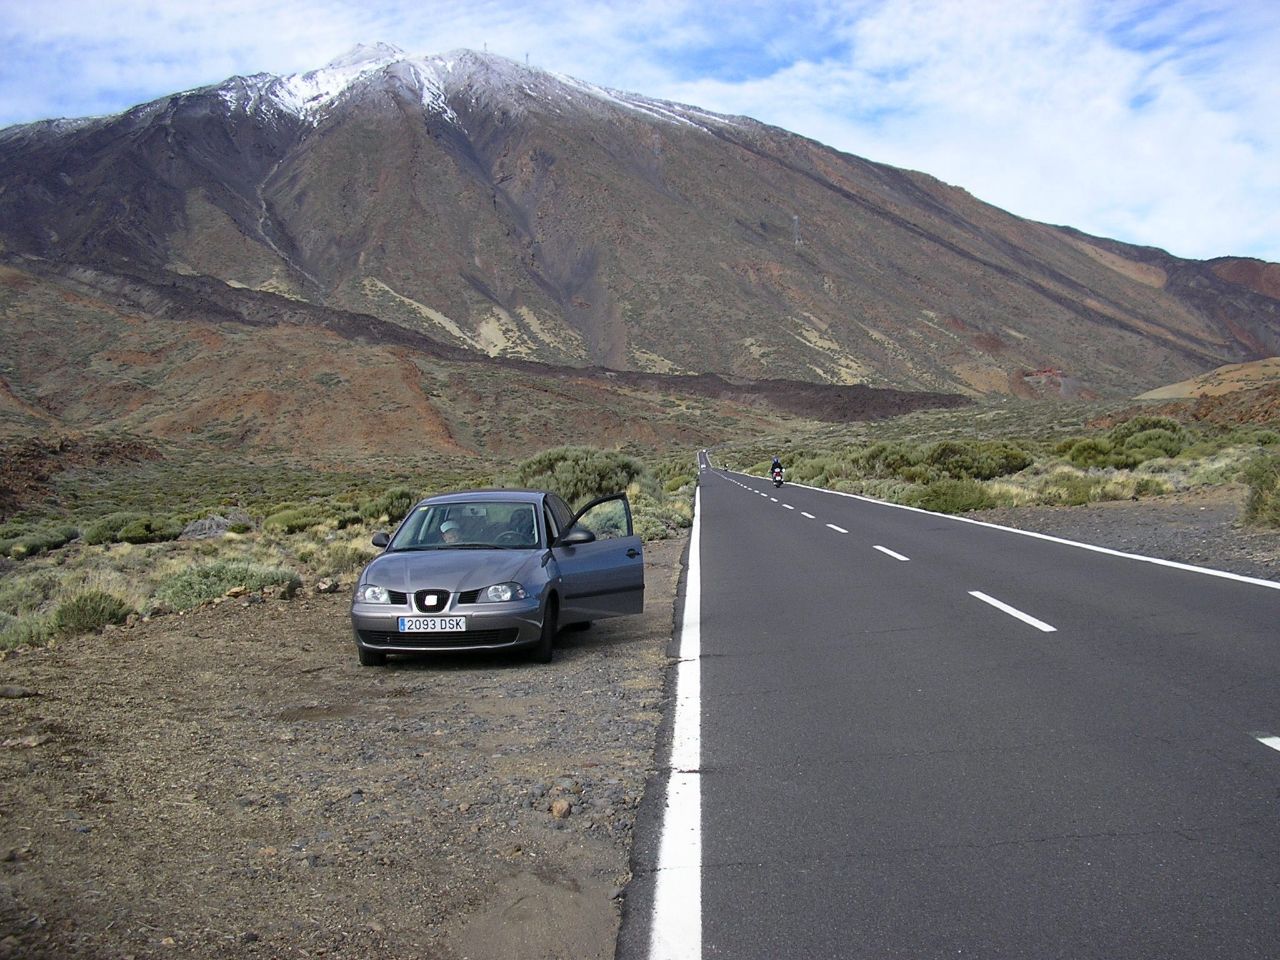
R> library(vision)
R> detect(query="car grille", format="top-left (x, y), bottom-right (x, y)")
top-left (414, 589), bottom-right (450, 613)
top-left (388, 590), bottom-right (408, 605)
top-left (456, 589), bottom-right (481, 604)
top-left (357, 629), bottom-right (521, 649)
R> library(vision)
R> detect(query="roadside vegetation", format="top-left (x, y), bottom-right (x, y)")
top-left (0, 444), bottom-right (695, 650)
top-left (4, 399), bottom-right (1276, 651)
top-left (722, 409), bottom-right (1280, 521)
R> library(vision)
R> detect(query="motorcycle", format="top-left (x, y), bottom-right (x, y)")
top-left (771, 466), bottom-right (784, 488)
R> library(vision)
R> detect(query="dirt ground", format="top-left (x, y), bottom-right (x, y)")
top-left (0, 537), bottom-right (687, 960)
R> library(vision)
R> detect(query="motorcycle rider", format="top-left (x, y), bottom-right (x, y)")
top-left (770, 455), bottom-right (783, 477)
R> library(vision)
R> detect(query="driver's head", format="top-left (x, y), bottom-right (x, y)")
top-left (440, 520), bottom-right (461, 542)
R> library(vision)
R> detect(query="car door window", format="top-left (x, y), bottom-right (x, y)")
top-left (573, 496), bottom-right (633, 540)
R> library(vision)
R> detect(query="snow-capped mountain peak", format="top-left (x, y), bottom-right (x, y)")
top-left (269, 43), bottom-right (407, 118)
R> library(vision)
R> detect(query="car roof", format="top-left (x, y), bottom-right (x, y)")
top-left (417, 489), bottom-right (549, 507)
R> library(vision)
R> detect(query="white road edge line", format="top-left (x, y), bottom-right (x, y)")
top-left (1256, 735), bottom-right (1280, 754)
top-left (649, 487), bottom-right (702, 960)
top-left (874, 545), bottom-right (910, 562)
top-left (969, 591), bottom-right (1057, 633)
top-left (826, 523), bottom-right (848, 534)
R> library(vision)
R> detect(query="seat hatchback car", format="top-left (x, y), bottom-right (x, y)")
top-left (350, 490), bottom-right (644, 665)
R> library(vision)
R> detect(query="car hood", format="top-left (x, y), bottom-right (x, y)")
top-left (360, 549), bottom-right (542, 592)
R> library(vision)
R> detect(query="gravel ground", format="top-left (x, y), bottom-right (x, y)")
top-left (0, 537), bottom-right (686, 960)
top-left (1, 485), bottom-right (1276, 960)
top-left (969, 484), bottom-right (1280, 583)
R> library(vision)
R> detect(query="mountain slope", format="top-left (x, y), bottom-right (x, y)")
top-left (0, 257), bottom-right (962, 456)
top-left (1, 45), bottom-right (1277, 398)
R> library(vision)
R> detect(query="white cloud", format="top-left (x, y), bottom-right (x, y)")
top-left (0, 0), bottom-right (1277, 261)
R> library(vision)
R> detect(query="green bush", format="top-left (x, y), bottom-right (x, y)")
top-left (922, 440), bottom-right (1033, 480)
top-left (359, 487), bottom-right (417, 523)
top-left (1109, 416), bottom-right (1185, 444)
top-left (908, 478), bottom-right (995, 513)
top-left (83, 512), bottom-right (181, 546)
top-left (117, 516), bottom-right (183, 544)
top-left (1123, 428), bottom-right (1184, 458)
top-left (49, 590), bottom-right (132, 636)
top-left (0, 569), bottom-right (62, 616)
top-left (1038, 471), bottom-right (1102, 506)
top-left (510, 447), bottom-right (645, 508)
top-left (855, 442), bottom-right (918, 478)
top-left (264, 507), bottom-right (328, 534)
top-left (315, 544), bottom-right (376, 576)
top-left (1243, 452), bottom-right (1280, 527)
top-left (153, 561), bottom-right (301, 611)
top-left (0, 614), bottom-right (53, 651)
top-left (3, 525), bottom-right (79, 558)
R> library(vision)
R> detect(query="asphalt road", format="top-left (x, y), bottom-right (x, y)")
top-left (622, 455), bottom-right (1280, 960)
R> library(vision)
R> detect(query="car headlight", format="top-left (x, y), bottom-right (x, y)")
top-left (478, 582), bottom-right (527, 603)
top-left (356, 584), bottom-right (391, 604)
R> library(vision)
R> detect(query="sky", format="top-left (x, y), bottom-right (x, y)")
top-left (1, 0), bottom-right (1277, 263)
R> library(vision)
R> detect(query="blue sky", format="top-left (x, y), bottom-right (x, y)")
top-left (1, 0), bottom-right (1277, 262)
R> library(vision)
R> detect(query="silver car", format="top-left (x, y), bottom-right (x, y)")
top-left (350, 489), bottom-right (645, 665)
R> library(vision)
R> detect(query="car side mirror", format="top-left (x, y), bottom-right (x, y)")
top-left (557, 526), bottom-right (596, 546)
top-left (371, 532), bottom-right (390, 548)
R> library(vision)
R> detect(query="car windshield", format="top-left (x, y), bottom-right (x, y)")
top-left (389, 501), bottom-right (541, 551)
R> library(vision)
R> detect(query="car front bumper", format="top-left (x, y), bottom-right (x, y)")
top-left (350, 597), bottom-right (543, 654)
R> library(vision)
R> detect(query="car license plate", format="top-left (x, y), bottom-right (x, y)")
top-left (398, 616), bottom-right (466, 633)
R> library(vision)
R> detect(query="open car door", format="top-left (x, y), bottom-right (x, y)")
top-left (552, 493), bottom-right (645, 623)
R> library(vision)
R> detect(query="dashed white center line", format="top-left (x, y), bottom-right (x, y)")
top-left (826, 524), bottom-right (848, 534)
top-left (969, 591), bottom-right (1057, 633)
top-left (801, 512), bottom-right (815, 519)
top-left (783, 505), bottom-right (795, 510)
top-left (1256, 734), bottom-right (1280, 754)
top-left (770, 497), bottom-right (778, 502)
top-left (873, 545), bottom-right (910, 562)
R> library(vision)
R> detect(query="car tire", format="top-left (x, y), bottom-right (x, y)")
top-left (566, 621), bottom-right (592, 631)
top-left (357, 644), bottom-right (387, 667)
top-left (530, 597), bottom-right (557, 664)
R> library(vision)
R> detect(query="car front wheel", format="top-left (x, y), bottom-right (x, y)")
top-left (530, 597), bottom-right (557, 664)
top-left (357, 643), bottom-right (387, 667)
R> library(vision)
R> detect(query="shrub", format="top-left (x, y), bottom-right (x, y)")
top-left (1243, 452), bottom-right (1280, 527)
top-left (153, 561), bottom-right (301, 611)
top-left (4, 525), bottom-right (79, 558)
top-left (0, 614), bottom-right (54, 651)
top-left (1109, 416), bottom-right (1185, 444)
top-left (1036, 470), bottom-right (1101, 506)
top-left (49, 590), bottom-right (132, 636)
top-left (83, 512), bottom-right (181, 546)
top-left (923, 440), bottom-right (1033, 481)
top-left (117, 516), bottom-right (183, 544)
top-left (313, 544), bottom-right (376, 577)
top-left (1123, 428), bottom-right (1184, 458)
top-left (0, 569), bottom-right (63, 616)
top-left (855, 442), bottom-right (918, 478)
top-left (359, 487), bottom-right (417, 523)
top-left (264, 508), bottom-right (327, 534)
top-left (510, 447), bottom-right (645, 508)
top-left (908, 478), bottom-right (995, 513)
